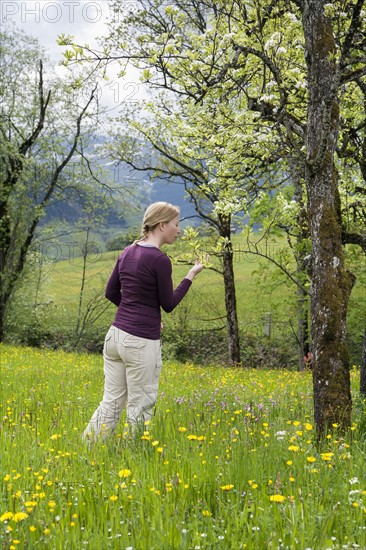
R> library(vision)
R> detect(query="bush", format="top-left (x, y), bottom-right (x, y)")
top-left (105, 227), bottom-right (140, 251)
top-left (161, 328), bottom-right (298, 368)
top-left (162, 328), bottom-right (228, 365)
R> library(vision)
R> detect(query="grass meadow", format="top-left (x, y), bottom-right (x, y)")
top-left (1, 344), bottom-right (365, 549)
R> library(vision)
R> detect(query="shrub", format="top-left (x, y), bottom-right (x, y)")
top-left (105, 227), bottom-right (140, 251)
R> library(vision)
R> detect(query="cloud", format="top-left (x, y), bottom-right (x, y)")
top-left (1, 1), bottom-right (147, 110)
top-left (1, 1), bottom-right (110, 61)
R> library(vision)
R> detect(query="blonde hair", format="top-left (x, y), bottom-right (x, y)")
top-left (140, 202), bottom-right (180, 240)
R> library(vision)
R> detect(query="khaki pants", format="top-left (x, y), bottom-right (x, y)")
top-left (83, 326), bottom-right (162, 440)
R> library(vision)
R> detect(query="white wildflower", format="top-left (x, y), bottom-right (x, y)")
top-left (349, 477), bottom-right (359, 485)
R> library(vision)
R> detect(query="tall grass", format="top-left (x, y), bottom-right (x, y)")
top-left (1, 344), bottom-right (365, 549)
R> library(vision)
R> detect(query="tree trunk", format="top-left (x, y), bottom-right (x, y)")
top-left (0, 301), bottom-right (6, 342)
top-left (290, 157), bottom-right (311, 371)
top-left (297, 288), bottom-right (310, 371)
top-left (222, 246), bottom-right (241, 365)
top-left (219, 215), bottom-right (241, 365)
top-left (360, 327), bottom-right (366, 397)
top-left (302, 0), bottom-right (354, 435)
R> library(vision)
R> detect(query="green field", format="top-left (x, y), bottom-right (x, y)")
top-left (26, 233), bottom-right (365, 366)
top-left (1, 344), bottom-right (365, 549)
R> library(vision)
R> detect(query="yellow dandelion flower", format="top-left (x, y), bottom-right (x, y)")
top-left (151, 440), bottom-right (159, 446)
top-left (44, 528), bottom-right (50, 535)
top-left (269, 495), bottom-right (286, 503)
top-left (13, 512), bottom-right (28, 522)
top-left (288, 445), bottom-right (300, 452)
top-left (307, 456), bottom-right (316, 463)
top-left (48, 501), bottom-right (56, 508)
top-left (29, 526), bottom-right (37, 532)
top-left (178, 427), bottom-right (187, 432)
top-left (305, 423), bottom-right (313, 431)
top-left (202, 510), bottom-right (212, 516)
top-left (156, 447), bottom-right (163, 453)
top-left (187, 435), bottom-right (198, 440)
top-left (320, 452), bottom-right (334, 461)
top-left (110, 495), bottom-right (118, 501)
top-left (220, 484), bottom-right (234, 491)
top-left (352, 502), bottom-right (359, 507)
top-left (118, 469), bottom-right (131, 478)
top-left (3, 475), bottom-right (11, 482)
top-left (0, 512), bottom-right (13, 522)
top-left (50, 434), bottom-right (61, 440)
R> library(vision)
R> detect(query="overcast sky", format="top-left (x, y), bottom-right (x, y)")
top-left (1, 0), bottom-right (145, 110)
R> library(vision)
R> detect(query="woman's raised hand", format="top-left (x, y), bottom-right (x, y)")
top-left (186, 258), bottom-right (207, 281)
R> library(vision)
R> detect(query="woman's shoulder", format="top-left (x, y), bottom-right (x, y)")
top-left (120, 243), bottom-right (166, 260)
top-left (152, 251), bottom-right (172, 270)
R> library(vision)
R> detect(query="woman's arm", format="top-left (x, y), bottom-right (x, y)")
top-left (105, 260), bottom-right (122, 306)
top-left (155, 255), bottom-right (204, 312)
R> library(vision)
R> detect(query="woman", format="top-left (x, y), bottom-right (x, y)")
top-left (83, 202), bottom-right (204, 441)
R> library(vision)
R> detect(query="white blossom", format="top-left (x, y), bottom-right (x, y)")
top-left (295, 81), bottom-right (307, 90)
top-left (286, 12), bottom-right (299, 23)
top-left (264, 32), bottom-right (282, 51)
top-left (266, 80), bottom-right (277, 89)
top-left (259, 94), bottom-right (275, 102)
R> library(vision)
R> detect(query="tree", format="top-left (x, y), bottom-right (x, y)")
top-left (300, 0), bottom-right (358, 433)
top-left (0, 29), bottom-right (102, 340)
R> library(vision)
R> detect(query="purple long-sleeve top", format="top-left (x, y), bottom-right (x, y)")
top-left (105, 243), bottom-right (192, 340)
